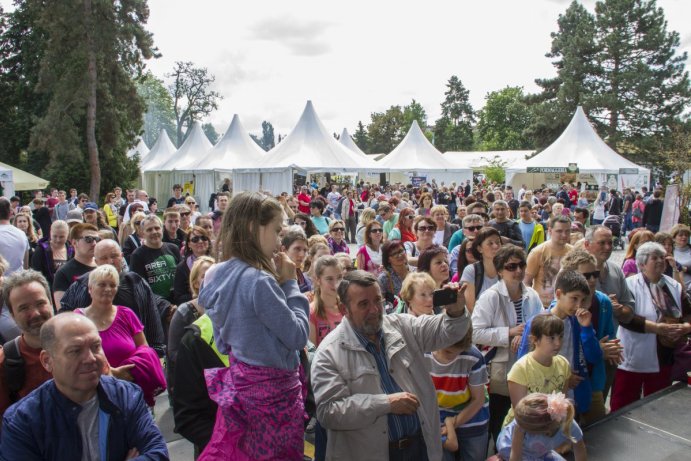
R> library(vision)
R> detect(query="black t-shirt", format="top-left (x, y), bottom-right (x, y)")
top-left (167, 196), bottom-right (185, 208)
top-left (33, 207), bottom-right (52, 238)
top-left (129, 243), bottom-right (181, 301)
top-left (53, 259), bottom-right (95, 292)
top-left (163, 228), bottom-right (186, 249)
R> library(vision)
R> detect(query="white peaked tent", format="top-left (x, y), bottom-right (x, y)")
top-left (506, 107), bottom-right (650, 191)
top-left (377, 120), bottom-right (472, 186)
top-left (235, 101), bottom-right (378, 194)
top-left (127, 138), bottom-right (149, 160)
top-left (338, 128), bottom-right (368, 158)
top-left (194, 114), bottom-right (267, 200)
top-left (140, 130), bottom-right (177, 193)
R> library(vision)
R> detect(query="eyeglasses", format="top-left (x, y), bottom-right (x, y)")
top-left (296, 221), bottom-right (306, 227)
top-left (503, 261), bottom-right (527, 272)
top-left (180, 212), bottom-right (191, 217)
top-left (465, 225), bottom-right (482, 232)
top-left (190, 235), bottom-right (210, 243)
top-left (80, 236), bottom-right (102, 244)
top-left (186, 201), bottom-right (196, 205)
top-left (582, 270), bottom-right (601, 280)
top-left (390, 250), bottom-right (406, 258)
top-left (134, 221), bottom-right (142, 226)
top-left (417, 225), bottom-right (435, 232)
top-left (331, 227), bottom-right (345, 232)
top-left (370, 228), bottom-right (383, 234)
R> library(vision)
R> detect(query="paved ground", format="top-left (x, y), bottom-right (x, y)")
top-left (162, 246), bottom-right (628, 460)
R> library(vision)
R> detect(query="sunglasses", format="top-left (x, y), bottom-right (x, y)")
top-left (134, 221), bottom-right (142, 226)
top-left (417, 225), bottom-right (435, 232)
top-left (180, 212), bottom-right (191, 217)
top-left (465, 225), bottom-right (483, 232)
top-left (186, 201), bottom-right (196, 205)
top-left (582, 270), bottom-right (601, 280)
top-left (190, 235), bottom-right (209, 243)
top-left (404, 215), bottom-right (415, 219)
top-left (331, 227), bottom-right (345, 232)
top-left (390, 250), bottom-right (406, 258)
top-left (80, 236), bottom-right (102, 244)
top-left (503, 261), bottom-right (527, 272)
top-left (370, 228), bottom-right (383, 234)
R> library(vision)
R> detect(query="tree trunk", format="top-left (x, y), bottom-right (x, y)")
top-left (84, 0), bottom-right (100, 202)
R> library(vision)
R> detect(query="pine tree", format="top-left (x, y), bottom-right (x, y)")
top-left (434, 76), bottom-right (475, 151)
top-left (353, 121), bottom-right (369, 153)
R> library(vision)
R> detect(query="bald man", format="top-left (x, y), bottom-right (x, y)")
top-left (0, 313), bottom-right (168, 460)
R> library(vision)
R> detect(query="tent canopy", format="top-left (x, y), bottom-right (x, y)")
top-left (194, 114), bottom-right (266, 171)
top-left (251, 101), bottom-right (378, 173)
top-left (338, 128), bottom-right (368, 158)
top-left (127, 138), bottom-right (149, 160)
top-left (506, 107), bottom-right (650, 190)
top-left (0, 161), bottom-right (49, 191)
top-left (141, 129), bottom-right (177, 171)
top-left (155, 122), bottom-right (212, 171)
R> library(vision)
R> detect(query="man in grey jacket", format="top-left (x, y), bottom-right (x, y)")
top-left (311, 270), bottom-right (470, 461)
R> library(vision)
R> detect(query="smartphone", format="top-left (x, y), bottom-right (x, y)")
top-left (433, 288), bottom-right (458, 306)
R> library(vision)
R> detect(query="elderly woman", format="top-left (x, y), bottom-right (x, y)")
top-left (671, 224), bottom-right (691, 293)
top-left (167, 256), bottom-right (215, 398)
top-left (405, 216), bottom-right (437, 267)
top-left (173, 226), bottom-right (213, 305)
top-left (31, 220), bottom-right (73, 290)
top-left (397, 272), bottom-right (438, 316)
top-left (355, 221), bottom-right (384, 275)
top-left (378, 240), bottom-right (411, 310)
top-left (122, 211), bottom-right (146, 266)
top-left (431, 205), bottom-right (459, 248)
top-left (610, 242), bottom-right (691, 411)
top-left (76, 265), bottom-right (165, 406)
top-left (472, 244), bottom-right (543, 446)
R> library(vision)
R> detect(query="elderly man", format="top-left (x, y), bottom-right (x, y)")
top-left (0, 271), bottom-right (54, 417)
top-left (0, 313), bottom-right (168, 460)
top-left (59, 239), bottom-right (167, 356)
top-left (311, 270), bottom-right (470, 461)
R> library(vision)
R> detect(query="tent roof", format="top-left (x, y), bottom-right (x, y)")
top-left (194, 115), bottom-right (266, 170)
top-left (377, 121), bottom-right (468, 172)
top-left (156, 122), bottom-right (212, 171)
top-left (254, 101), bottom-right (378, 172)
top-left (508, 107), bottom-right (648, 172)
top-left (338, 128), bottom-right (368, 158)
top-left (127, 138), bottom-right (149, 160)
top-left (141, 130), bottom-right (177, 171)
top-left (445, 150), bottom-right (533, 169)
top-left (0, 161), bottom-right (49, 191)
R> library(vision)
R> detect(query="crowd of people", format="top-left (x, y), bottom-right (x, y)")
top-left (0, 177), bottom-right (689, 460)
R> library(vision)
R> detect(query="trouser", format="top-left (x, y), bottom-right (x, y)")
top-left (603, 360), bottom-right (617, 402)
top-left (610, 366), bottom-right (672, 412)
top-left (314, 421), bottom-right (327, 461)
top-left (344, 215), bottom-right (357, 244)
top-left (389, 431), bottom-right (428, 461)
top-left (579, 391), bottom-right (607, 427)
top-left (623, 212), bottom-right (632, 234)
top-left (488, 393), bottom-right (511, 450)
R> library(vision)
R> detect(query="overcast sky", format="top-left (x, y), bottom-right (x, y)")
top-left (4, 0), bottom-right (690, 141)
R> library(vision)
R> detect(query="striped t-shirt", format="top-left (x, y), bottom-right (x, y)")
top-left (426, 345), bottom-right (490, 438)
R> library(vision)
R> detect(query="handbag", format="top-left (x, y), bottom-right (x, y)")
top-left (486, 302), bottom-right (513, 397)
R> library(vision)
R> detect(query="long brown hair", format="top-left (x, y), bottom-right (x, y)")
top-left (218, 192), bottom-right (282, 278)
top-left (624, 230), bottom-right (654, 260)
top-left (312, 255), bottom-right (342, 320)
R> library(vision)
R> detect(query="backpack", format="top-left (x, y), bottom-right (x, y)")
top-left (632, 202), bottom-right (643, 218)
top-left (3, 337), bottom-right (25, 404)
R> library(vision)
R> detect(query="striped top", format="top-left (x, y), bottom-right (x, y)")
top-left (426, 345), bottom-right (490, 437)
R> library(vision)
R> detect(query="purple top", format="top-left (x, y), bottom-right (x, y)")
top-left (76, 305), bottom-right (143, 367)
top-left (327, 237), bottom-right (349, 254)
top-left (622, 258), bottom-right (638, 278)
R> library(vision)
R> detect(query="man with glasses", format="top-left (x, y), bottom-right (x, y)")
top-left (52, 223), bottom-right (99, 307)
top-left (449, 214), bottom-right (485, 277)
top-left (517, 201), bottom-right (544, 254)
top-left (378, 203), bottom-right (399, 241)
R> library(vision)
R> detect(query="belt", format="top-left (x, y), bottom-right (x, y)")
top-left (389, 431), bottom-right (422, 450)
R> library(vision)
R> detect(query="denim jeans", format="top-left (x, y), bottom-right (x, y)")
top-left (443, 431), bottom-right (490, 461)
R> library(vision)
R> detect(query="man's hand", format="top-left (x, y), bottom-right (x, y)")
top-left (125, 448), bottom-right (140, 460)
top-left (511, 335), bottom-right (522, 354)
top-left (111, 364), bottom-right (135, 382)
top-left (388, 392), bottom-right (420, 415)
top-left (575, 308), bottom-right (592, 327)
top-left (599, 336), bottom-right (623, 365)
top-left (567, 372), bottom-right (584, 389)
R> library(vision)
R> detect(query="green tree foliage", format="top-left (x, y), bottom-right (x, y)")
top-left (261, 121), bottom-right (275, 151)
top-left (402, 99), bottom-right (427, 132)
top-left (476, 87), bottom-right (534, 151)
top-left (433, 76), bottom-right (475, 151)
top-left (590, 0), bottom-right (690, 163)
top-left (353, 120), bottom-right (369, 153)
top-left (527, 1), bottom-right (600, 148)
top-left (202, 123), bottom-right (219, 144)
top-left (24, 0), bottom-right (157, 201)
top-left (137, 71), bottom-right (176, 148)
top-left (168, 61), bottom-right (222, 147)
top-left (367, 105), bottom-right (405, 154)
top-left (483, 156), bottom-right (508, 184)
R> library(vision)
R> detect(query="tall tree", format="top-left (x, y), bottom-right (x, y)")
top-left (202, 122), bottom-right (219, 144)
top-left (476, 87), bottom-right (534, 151)
top-left (261, 121), bottom-right (275, 150)
top-left (433, 76), bottom-right (475, 151)
top-left (28, 0), bottom-right (156, 201)
top-left (353, 120), bottom-right (369, 153)
top-left (137, 71), bottom-right (176, 147)
top-left (367, 106), bottom-right (405, 154)
top-left (402, 99), bottom-right (427, 131)
top-left (591, 0), bottom-right (690, 162)
top-left (168, 61), bottom-right (222, 146)
top-left (526, 1), bottom-right (600, 148)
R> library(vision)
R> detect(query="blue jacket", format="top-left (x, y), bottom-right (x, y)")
top-left (587, 291), bottom-right (616, 393)
top-left (517, 308), bottom-right (603, 414)
top-left (0, 376), bottom-right (168, 461)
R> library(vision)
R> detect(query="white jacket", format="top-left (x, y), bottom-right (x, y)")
top-left (311, 311), bottom-right (471, 461)
top-left (619, 273), bottom-right (683, 373)
top-left (472, 280), bottom-right (544, 364)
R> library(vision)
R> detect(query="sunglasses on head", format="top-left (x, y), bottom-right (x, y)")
top-left (503, 261), bottom-right (527, 272)
top-left (465, 225), bottom-right (482, 232)
top-left (190, 235), bottom-right (209, 243)
top-left (582, 270), bottom-right (601, 280)
top-left (80, 236), bottom-right (102, 244)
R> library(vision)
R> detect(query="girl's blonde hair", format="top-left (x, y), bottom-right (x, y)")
top-left (312, 255), bottom-right (343, 320)
top-left (189, 256), bottom-right (215, 297)
top-left (304, 242), bottom-right (330, 273)
top-left (218, 192), bottom-right (282, 278)
top-left (129, 211), bottom-right (147, 233)
top-left (358, 207), bottom-right (376, 225)
top-left (15, 213), bottom-right (38, 243)
top-left (399, 272), bottom-right (436, 305)
top-left (514, 393), bottom-right (576, 443)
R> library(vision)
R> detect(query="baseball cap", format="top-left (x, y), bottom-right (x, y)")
top-left (83, 202), bottom-right (99, 211)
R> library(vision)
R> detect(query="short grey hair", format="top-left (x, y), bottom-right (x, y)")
top-left (141, 213), bottom-right (162, 229)
top-left (3, 270), bottom-right (51, 314)
top-left (584, 225), bottom-right (610, 242)
top-left (462, 214), bottom-right (483, 226)
top-left (636, 242), bottom-right (666, 268)
top-left (87, 264), bottom-right (120, 288)
top-left (337, 270), bottom-right (378, 307)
